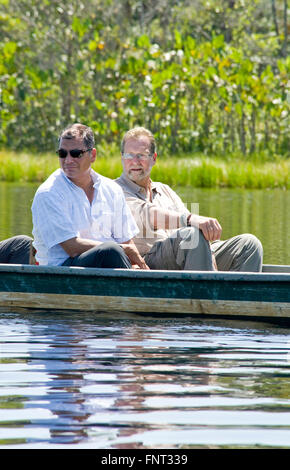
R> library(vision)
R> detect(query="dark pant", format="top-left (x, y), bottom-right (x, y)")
top-left (0, 235), bottom-right (33, 264)
top-left (62, 242), bottom-right (132, 269)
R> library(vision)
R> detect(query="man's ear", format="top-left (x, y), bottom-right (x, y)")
top-left (153, 152), bottom-right (157, 162)
top-left (91, 148), bottom-right (97, 163)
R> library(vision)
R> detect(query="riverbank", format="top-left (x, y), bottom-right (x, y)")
top-left (0, 150), bottom-right (289, 189)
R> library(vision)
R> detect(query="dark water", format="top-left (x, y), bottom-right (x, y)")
top-left (0, 182), bottom-right (289, 264)
top-left (1, 314), bottom-right (290, 449)
top-left (0, 182), bottom-right (290, 449)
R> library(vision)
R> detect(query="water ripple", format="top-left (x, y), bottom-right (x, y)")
top-left (1, 314), bottom-right (290, 448)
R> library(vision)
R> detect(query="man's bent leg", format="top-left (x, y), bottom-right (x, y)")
top-left (62, 242), bottom-right (132, 269)
top-left (145, 227), bottom-right (214, 271)
top-left (0, 235), bottom-right (33, 264)
top-left (211, 234), bottom-right (263, 272)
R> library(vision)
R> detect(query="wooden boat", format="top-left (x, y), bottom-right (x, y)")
top-left (0, 263), bottom-right (289, 322)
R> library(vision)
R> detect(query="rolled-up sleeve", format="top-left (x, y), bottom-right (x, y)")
top-left (32, 192), bottom-right (77, 249)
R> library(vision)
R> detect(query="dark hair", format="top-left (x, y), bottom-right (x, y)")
top-left (58, 123), bottom-right (95, 149)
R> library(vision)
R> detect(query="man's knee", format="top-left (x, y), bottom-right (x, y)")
top-left (237, 233), bottom-right (263, 271)
top-left (91, 242), bottom-right (131, 268)
top-left (176, 227), bottom-right (213, 270)
top-left (0, 235), bottom-right (33, 264)
top-left (177, 226), bottom-right (206, 251)
top-left (101, 241), bottom-right (124, 259)
top-left (240, 233), bottom-right (263, 256)
top-left (5, 235), bottom-right (32, 246)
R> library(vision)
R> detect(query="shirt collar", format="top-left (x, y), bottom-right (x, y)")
top-left (119, 173), bottom-right (161, 197)
top-left (91, 169), bottom-right (101, 188)
top-left (60, 168), bottom-right (101, 189)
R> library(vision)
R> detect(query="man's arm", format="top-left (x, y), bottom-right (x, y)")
top-left (120, 239), bottom-right (150, 270)
top-left (150, 207), bottom-right (181, 231)
top-left (149, 207), bottom-right (222, 242)
top-left (60, 237), bottom-right (102, 258)
top-left (150, 208), bottom-right (219, 270)
top-left (60, 237), bottom-right (149, 270)
top-left (123, 184), bottom-right (222, 242)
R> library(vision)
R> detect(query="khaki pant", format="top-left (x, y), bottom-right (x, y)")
top-left (144, 227), bottom-right (263, 272)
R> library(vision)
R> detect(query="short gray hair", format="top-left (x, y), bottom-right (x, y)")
top-left (121, 127), bottom-right (156, 155)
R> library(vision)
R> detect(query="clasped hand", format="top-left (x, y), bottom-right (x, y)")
top-left (189, 215), bottom-right (222, 242)
top-left (120, 243), bottom-right (150, 270)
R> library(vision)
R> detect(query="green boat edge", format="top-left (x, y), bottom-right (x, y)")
top-left (0, 264), bottom-right (289, 323)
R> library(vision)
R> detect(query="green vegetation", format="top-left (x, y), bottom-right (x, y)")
top-left (0, 150), bottom-right (57, 182)
top-left (1, 150), bottom-right (289, 189)
top-left (152, 155), bottom-right (290, 189)
top-left (0, 0), bottom-right (289, 160)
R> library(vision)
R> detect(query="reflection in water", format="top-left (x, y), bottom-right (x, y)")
top-left (0, 182), bottom-right (289, 264)
top-left (1, 314), bottom-right (290, 449)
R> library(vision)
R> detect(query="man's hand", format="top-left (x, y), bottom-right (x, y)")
top-left (189, 214), bottom-right (222, 242)
top-left (120, 241), bottom-right (150, 270)
top-left (212, 253), bottom-right (218, 271)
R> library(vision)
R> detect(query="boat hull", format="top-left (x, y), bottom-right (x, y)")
top-left (0, 264), bottom-right (289, 321)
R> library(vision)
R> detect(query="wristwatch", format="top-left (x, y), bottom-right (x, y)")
top-left (180, 213), bottom-right (192, 227)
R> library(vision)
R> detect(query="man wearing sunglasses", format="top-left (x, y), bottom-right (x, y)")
top-left (115, 126), bottom-right (263, 272)
top-left (31, 123), bottom-right (148, 269)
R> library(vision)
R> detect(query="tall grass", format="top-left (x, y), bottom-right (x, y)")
top-left (0, 150), bottom-right (288, 189)
top-left (0, 151), bottom-right (57, 183)
top-left (151, 156), bottom-right (289, 189)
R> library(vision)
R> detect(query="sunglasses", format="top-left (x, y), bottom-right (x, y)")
top-left (56, 148), bottom-right (92, 159)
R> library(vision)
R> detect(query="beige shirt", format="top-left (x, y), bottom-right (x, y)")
top-left (115, 173), bottom-right (190, 256)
